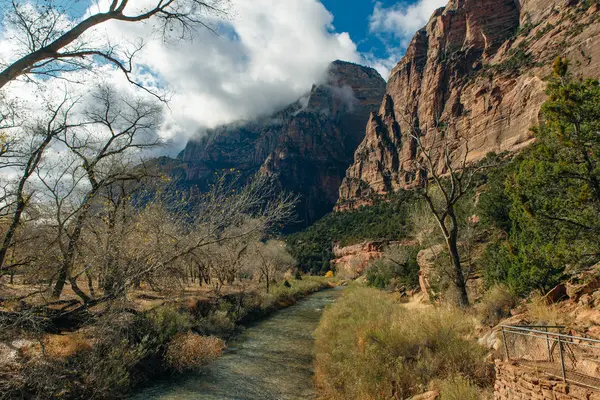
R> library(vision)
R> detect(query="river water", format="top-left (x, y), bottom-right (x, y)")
top-left (133, 288), bottom-right (342, 400)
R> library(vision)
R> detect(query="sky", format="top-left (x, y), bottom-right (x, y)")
top-left (0, 0), bottom-right (448, 154)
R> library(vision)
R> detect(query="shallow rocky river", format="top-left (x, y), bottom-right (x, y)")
top-left (132, 288), bottom-right (343, 400)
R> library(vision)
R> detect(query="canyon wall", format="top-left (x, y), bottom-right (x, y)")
top-left (180, 61), bottom-right (386, 225)
top-left (337, 0), bottom-right (600, 209)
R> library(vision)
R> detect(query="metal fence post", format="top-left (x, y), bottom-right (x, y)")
top-left (558, 335), bottom-right (566, 382)
top-left (501, 326), bottom-right (510, 360)
top-left (545, 328), bottom-right (552, 362)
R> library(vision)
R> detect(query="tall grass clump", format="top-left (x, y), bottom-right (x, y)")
top-left (476, 285), bottom-right (518, 327)
top-left (314, 287), bottom-right (491, 399)
top-left (165, 333), bottom-right (225, 372)
top-left (435, 375), bottom-right (490, 400)
top-left (527, 294), bottom-right (569, 326)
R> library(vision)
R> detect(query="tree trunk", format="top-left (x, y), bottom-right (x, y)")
top-left (0, 128), bottom-right (56, 269)
top-left (69, 276), bottom-right (91, 303)
top-left (85, 269), bottom-right (95, 298)
top-left (446, 214), bottom-right (469, 307)
top-left (52, 267), bottom-right (67, 299)
top-left (52, 207), bottom-right (90, 300)
top-left (0, 196), bottom-right (26, 270)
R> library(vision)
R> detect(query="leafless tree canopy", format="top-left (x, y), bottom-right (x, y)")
top-left (0, 0), bottom-right (230, 92)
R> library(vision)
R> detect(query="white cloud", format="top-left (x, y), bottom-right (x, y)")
top-left (90, 0), bottom-right (363, 152)
top-left (1, 0), bottom-right (365, 155)
top-left (362, 50), bottom-right (406, 81)
top-left (369, 0), bottom-right (447, 49)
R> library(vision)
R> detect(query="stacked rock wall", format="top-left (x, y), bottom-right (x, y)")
top-left (494, 360), bottom-right (600, 400)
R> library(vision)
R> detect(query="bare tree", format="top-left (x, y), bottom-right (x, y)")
top-left (0, 95), bottom-right (78, 277)
top-left (33, 85), bottom-right (163, 301)
top-left (252, 240), bottom-right (296, 293)
top-left (69, 173), bottom-right (298, 300)
top-left (120, 175), bottom-right (298, 296)
top-left (409, 123), bottom-right (484, 307)
top-left (0, 0), bottom-right (229, 91)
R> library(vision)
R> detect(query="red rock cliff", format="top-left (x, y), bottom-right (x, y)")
top-left (180, 61), bottom-right (386, 225)
top-left (337, 0), bottom-right (600, 209)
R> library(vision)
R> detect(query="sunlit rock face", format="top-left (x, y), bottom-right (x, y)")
top-left (336, 0), bottom-right (600, 210)
top-left (180, 60), bottom-right (386, 225)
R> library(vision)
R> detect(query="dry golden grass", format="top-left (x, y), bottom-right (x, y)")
top-left (475, 285), bottom-right (518, 327)
top-left (314, 287), bottom-right (492, 400)
top-left (528, 294), bottom-right (570, 326)
top-left (165, 332), bottom-right (225, 372)
top-left (43, 333), bottom-right (92, 359)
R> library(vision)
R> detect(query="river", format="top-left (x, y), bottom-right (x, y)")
top-left (132, 287), bottom-right (343, 400)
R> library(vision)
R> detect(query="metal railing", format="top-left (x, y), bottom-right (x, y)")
top-left (501, 325), bottom-right (600, 389)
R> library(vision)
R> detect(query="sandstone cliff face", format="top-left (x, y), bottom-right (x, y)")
top-left (331, 241), bottom-right (388, 278)
top-left (180, 61), bottom-right (385, 225)
top-left (337, 0), bottom-right (600, 209)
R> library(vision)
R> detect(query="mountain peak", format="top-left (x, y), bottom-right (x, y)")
top-left (178, 61), bottom-right (386, 226)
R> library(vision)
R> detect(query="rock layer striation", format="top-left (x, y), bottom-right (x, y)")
top-left (180, 61), bottom-right (386, 225)
top-left (337, 0), bottom-right (600, 209)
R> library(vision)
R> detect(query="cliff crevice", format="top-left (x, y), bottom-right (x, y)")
top-left (337, 0), bottom-right (600, 209)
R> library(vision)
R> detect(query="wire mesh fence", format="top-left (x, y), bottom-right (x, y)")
top-left (502, 325), bottom-right (600, 389)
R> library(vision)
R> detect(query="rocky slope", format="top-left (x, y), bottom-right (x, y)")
top-left (180, 60), bottom-right (386, 225)
top-left (337, 0), bottom-right (600, 209)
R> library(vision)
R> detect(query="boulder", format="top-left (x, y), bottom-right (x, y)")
top-left (566, 263), bottom-right (600, 303)
top-left (331, 241), bottom-right (387, 278)
top-left (543, 283), bottom-right (568, 304)
top-left (410, 391), bottom-right (439, 400)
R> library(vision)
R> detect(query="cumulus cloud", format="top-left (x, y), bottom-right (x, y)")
top-left (362, 51), bottom-right (406, 81)
top-left (90, 0), bottom-right (363, 152)
top-left (369, 0), bottom-right (448, 49)
top-left (0, 0), bottom-right (365, 155)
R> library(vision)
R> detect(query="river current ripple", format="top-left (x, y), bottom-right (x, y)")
top-left (132, 288), bottom-right (343, 400)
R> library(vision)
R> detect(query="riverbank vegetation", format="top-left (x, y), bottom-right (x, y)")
top-left (314, 286), bottom-right (492, 399)
top-left (286, 190), bottom-right (417, 274)
top-left (312, 57), bottom-right (600, 398)
top-left (1, 276), bottom-right (333, 399)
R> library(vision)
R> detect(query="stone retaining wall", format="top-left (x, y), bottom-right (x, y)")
top-left (494, 360), bottom-right (600, 399)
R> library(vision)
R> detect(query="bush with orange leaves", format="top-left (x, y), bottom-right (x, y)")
top-left (165, 332), bottom-right (226, 372)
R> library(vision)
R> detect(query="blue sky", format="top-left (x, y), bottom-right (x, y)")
top-left (321, 0), bottom-right (400, 60)
top-left (2, 0), bottom-right (447, 149)
top-left (62, 0), bottom-right (445, 67)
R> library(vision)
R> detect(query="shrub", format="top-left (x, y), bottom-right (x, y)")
top-left (43, 333), bottom-right (93, 359)
top-left (314, 287), bottom-right (491, 400)
top-left (165, 332), bottom-right (225, 372)
top-left (135, 305), bottom-right (192, 345)
top-left (195, 310), bottom-right (236, 337)
top-left (324, 270), bottom-right (334, 278)
top-left (366, 245), bottom-right (420, 290)
top-left (476, 285), bottom-right (518, 326)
